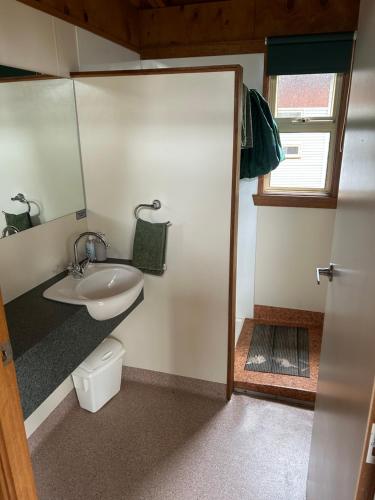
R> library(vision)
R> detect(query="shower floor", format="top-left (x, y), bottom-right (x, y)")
top-left (234, 317), bottom-right (323, 403)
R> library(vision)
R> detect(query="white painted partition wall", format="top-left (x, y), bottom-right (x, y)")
top-left (75, 71), bottom-right (236, 384)
top-left (142, 55), bottom-right (263, 341)
top-left (143, 55), bottom-right (334, 316)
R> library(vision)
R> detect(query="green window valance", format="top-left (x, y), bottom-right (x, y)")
top-left (266, 32), bottom-right (354, 76)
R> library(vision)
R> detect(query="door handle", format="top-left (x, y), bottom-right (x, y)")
top-left (0, 341), bottom-right (13, 366)
top-left (316, 263), bottom-right (335, 285)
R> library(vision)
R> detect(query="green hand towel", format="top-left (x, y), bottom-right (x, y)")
top-left (4, 211), bottom-right (32, 232)
top-left (132, 219), bottom-right (168, 276)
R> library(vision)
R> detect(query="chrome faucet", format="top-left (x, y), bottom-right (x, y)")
top-left (68, 231), bottom-right (109, 279)
top-left (1, 225), bottom-right (19, 238)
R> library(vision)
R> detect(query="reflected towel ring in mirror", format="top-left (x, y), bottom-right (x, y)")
top-left (134, 199), bottom-right (171, 226)
top-left (10, 193), bottom-right (41, 217)
top-left (11, 193), bottom-right (31, 214)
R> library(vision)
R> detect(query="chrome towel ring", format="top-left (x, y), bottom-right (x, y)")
top-left (134, 199), bottom-right (171, 226)
top-left (11, 193), bottom-right (31, 213)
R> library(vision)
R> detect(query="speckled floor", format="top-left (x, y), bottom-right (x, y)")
top-left (31, 379), bottom-right (313, 500)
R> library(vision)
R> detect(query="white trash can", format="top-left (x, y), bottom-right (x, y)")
top-left (72, 337), bottom-right (125, 413)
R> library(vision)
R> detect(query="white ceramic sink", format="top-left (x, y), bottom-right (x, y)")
top-left (43, 263), bottom-right (144, 321)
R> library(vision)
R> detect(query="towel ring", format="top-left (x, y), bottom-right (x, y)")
top-left (134, 199), bottom-right (171, 226)
top-left (10, 193), bottom-right (31, 214)
top-left (6, 193), bottom-right (41, 217)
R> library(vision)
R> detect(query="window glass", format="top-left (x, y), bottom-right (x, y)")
top-left (275, 74), bottom-right (336, 118)
top-left (269, 132), bottom-right (331, 190)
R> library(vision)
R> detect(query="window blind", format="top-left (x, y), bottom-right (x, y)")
top-left (267, 32), bottom-right (354, 76)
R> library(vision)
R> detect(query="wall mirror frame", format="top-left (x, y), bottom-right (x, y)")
top-left (0, 64), bottom-right (86, 240)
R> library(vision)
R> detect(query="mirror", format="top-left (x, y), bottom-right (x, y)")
top-left (0, 65), bottom-right (85, 239)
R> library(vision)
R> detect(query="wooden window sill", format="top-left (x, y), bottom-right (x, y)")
top-left (252, 193), bottom-right (337, 209)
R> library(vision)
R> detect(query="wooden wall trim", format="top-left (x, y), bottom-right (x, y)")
top-left (227, 66), bottom-right (242, 400)
top-left (71, 65), bottom-right (243, 78)
top-left (16, 0), bottom-right (140, 53)
top-left (0, 75), bottom-right (58, 83)
top-left (252, 194), bottom-right (338, 209)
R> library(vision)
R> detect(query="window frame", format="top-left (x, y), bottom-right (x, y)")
top-left (253, 66), bottom-right (350, 209)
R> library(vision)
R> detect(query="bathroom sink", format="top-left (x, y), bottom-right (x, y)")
top-left (43, 263), bottom-right (144, 321)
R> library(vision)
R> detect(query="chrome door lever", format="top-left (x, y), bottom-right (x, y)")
top-left (316, 263), bottom-right (335, 285)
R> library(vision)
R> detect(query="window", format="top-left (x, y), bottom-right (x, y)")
top-left (254, 72), bottom-right (348, 208)
top-left (282, 145), bottom-right (301, 159)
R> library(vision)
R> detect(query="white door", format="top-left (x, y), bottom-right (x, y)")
top-left (307, 1), bottom-right (375, 499)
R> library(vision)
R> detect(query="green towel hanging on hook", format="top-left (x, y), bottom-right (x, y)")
top-left (240, 88), bottom-right (285, 179)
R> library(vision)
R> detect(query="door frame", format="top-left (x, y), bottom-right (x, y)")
top-left (0, 293), bottom-right (37, 499)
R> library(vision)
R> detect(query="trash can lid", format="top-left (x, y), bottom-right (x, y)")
top-left (80, 338), bottom-right (125, 373)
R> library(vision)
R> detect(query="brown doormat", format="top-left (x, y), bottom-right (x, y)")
top-left (245, 324), bottom-right (310, 378)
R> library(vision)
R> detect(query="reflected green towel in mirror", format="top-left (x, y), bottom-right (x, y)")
top-left (132, 219), bottom-right (168, 276)
top-left (4, 211), bottom-right (32, 232)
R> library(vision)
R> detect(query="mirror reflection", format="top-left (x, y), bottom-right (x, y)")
top-left (0, 65), bottom-right (85, 238)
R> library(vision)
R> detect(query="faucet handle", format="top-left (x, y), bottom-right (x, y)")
top-left (81, 257), bottom-right (91, 270)
top-left (97, 232), bottom-right (110, 248)
top-left (67, 262), bottom-right (82, 277)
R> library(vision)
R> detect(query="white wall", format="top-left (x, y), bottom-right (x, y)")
top-left (143, 55), bottom-right (336, 315)
top-left (142, 54), bottom-right (263, 342)
top-left (75, 71), bottom-right (236, 384)
top-left (75, 28), bottom-right (140, 71)
top-left (255, 207), bottom-right (335, 312)
top-left (0, 0), bottom-right (77, 77)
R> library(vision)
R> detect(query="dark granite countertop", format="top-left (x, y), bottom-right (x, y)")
top-left (5, 259), bottom-right (143, 419)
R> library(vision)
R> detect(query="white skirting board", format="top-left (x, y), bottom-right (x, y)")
top-left (24, 376), bottom-right (74, 438)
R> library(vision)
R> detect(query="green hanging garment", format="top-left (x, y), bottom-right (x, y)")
top-left (240, 89), bottom-right (285, 179)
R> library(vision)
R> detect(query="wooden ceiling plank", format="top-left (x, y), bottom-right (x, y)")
top-left (141, 0), bottom-right (359, 58)
top-left (254, 0), bottom-right (360, 38)
top-left (140, 0), bottom-right (256, 48)
top-left (140, 39), bottom-right (265, 60)
top-left (15, 0), bottom-right (360, 60)
top-left (148, 0), bottom-right (167, 7)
